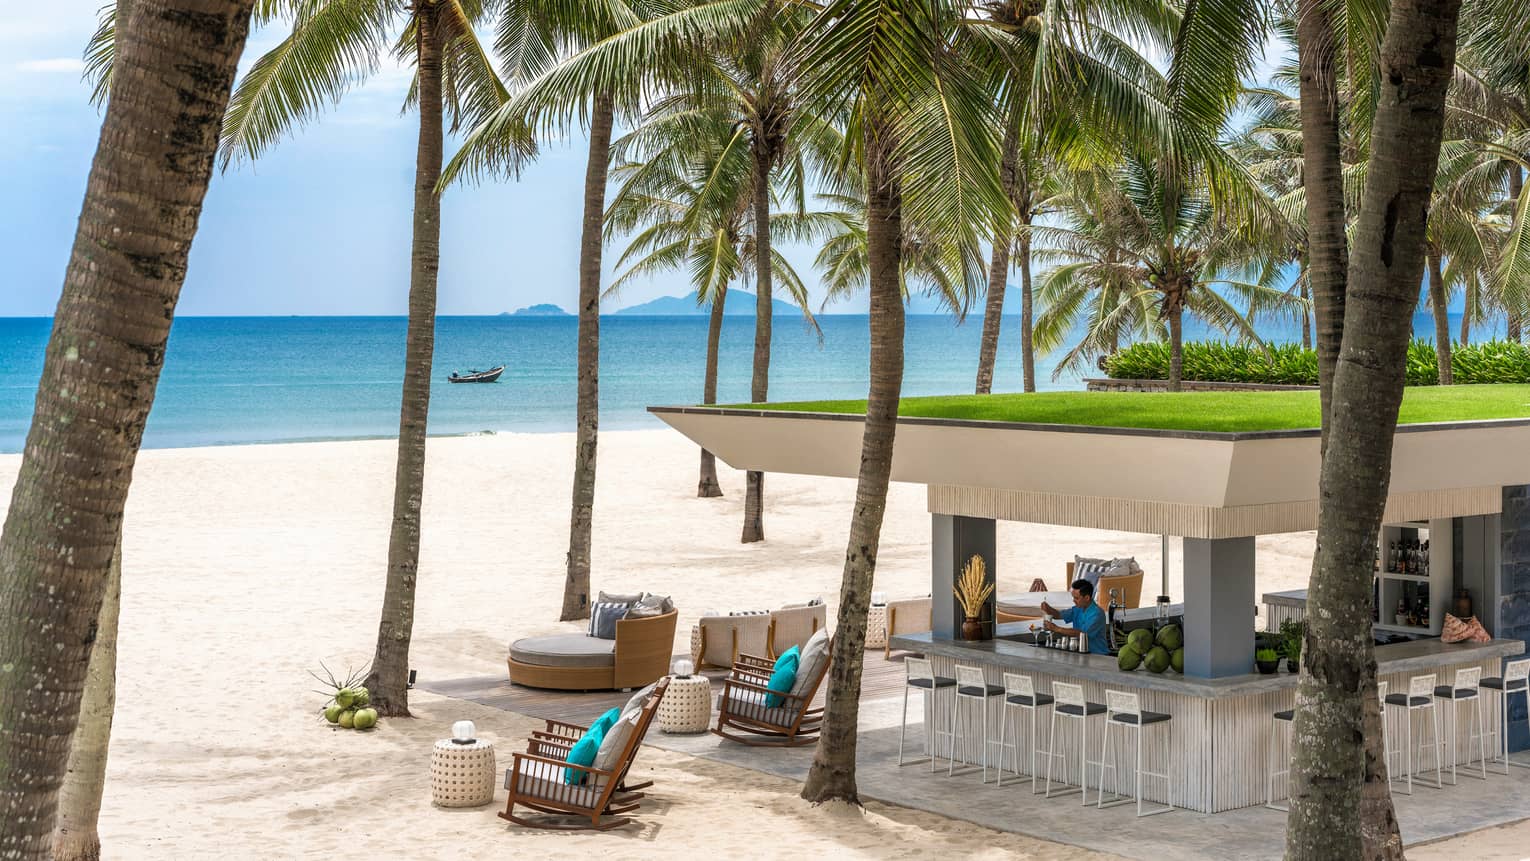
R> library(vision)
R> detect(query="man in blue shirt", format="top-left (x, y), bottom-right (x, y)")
top-left (1041, 579), bottom-right (1110, 655)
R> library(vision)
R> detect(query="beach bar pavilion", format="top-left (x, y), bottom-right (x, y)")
top-left (651, 399), bottom-right (1530, 813)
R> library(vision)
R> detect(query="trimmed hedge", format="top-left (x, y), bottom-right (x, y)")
top-left (1101, 340), bottom-right (1530, 387)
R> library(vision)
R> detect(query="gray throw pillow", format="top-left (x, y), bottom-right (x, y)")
top-left (590, 602), bottom-right (629, 639)
top-left (627, 592), bottom-right (671, 619)
top-left (593, 707), bottom-right (642, 775)
top-left (598, 590), bottom-right (643, 606)
top-left (790, 628), bottom-right (831, 699)
top-left (621, 681), bottom-right (657, 717)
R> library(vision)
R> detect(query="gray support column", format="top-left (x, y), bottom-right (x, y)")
top-left (1182, 536), bottom-right (1256, 679)
top-left (931, 514), bottom-right (996, 640)
top-left (1500, 485), bottom-right (1530, 752)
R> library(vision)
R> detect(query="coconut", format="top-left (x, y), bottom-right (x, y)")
top-left (338, 709), bottom-right (356, 729)
top-left (351, 687), bottom-right (370, 707)
top-left (1171, 647), bottom-right (1185, 673)
top-left (1117, 646), bottom-right (1142, 671)
top-left (1126, 628), bottom-right (1154, 654)
top-left (335, 688), bottom-right (357, 710)
top-left (353, 707), bottom-right (378, 730)
top-left (323, 704), bottom-right (343, 724)
top-left (1144, 646), bottom-right (1171, 673)
top-left (1155, 624), bottom-right (1183, 651)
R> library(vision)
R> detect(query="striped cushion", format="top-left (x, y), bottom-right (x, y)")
top-left (1073, 560), bottom-right (1108, 588)
top-left (729, 609), bottom-right (768, 616)
top-left (589, 602), bottom-right (629, 639)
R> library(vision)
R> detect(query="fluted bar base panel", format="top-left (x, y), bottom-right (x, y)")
top-left (925, 655), bottom-right (1503, 813)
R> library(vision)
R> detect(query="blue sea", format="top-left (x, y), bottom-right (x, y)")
top-left (0, 312), bottom-right (1493, 453)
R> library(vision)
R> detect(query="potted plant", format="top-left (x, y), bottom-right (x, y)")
top-left (1255, 648), bottom-right (1280, 674)
top-left (1279, 619), bottom-right (1304, 673)
top-left (953, 554), bottom-right (994, 641)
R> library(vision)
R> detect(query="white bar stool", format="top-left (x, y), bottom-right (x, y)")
top-left (1482, 657), bottom-right (1530, 774)
top-left (1097, 689), bottom-right (1173, 817)
top-left (1379, 681), bottom-right (1397, 788)
top-left (947, 664), bottom-right (1003, 780)
top-left (1265, 706), bottom-right (1295, 811)
top-left (899, 657), bottom-right (956, 770)
top-left (993, 672), bottom-right (1054, 791)
top-left (1433, 666), bottom-right (1489, 783)
top-left (1384, 673), bottom-right (1444, 793)
top-left (1043, 681), bottom-right (1105, 804)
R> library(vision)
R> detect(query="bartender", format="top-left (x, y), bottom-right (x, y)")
top-left (1040, 579), bottom-right (1109, 655)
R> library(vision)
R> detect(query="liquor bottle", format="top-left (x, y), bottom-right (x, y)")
top-left (1387, 541), bottom-right (1398, 573)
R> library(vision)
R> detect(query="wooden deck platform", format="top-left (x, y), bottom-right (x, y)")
top-left (420, 651), bottom-right (911, 725)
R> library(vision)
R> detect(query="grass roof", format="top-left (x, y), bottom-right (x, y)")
top-left (722, 385), bottom-right (1530, 434)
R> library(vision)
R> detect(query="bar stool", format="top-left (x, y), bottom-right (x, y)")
top-left (1097, 690), bottom-right (1173, 817)
top-left (1433, 666), bottom-right (1489, 784)
top-left (1379, 681), bottom-right (1396, 785)
top-left (1482, 657), bottom-right (1530, 775)
top-left (1043, 681), bottom-right (1105, 804)
top-left (947, 664), bottom-right (1003, 780)
top-left (899, 657), bottom-right (956, 771)
top-left (993, 672), bottom-right (1054, 791)
top-left (1384, 673), bottom-right (1444, 793)
top-left (1265, 706), bottom-right (1295, 811)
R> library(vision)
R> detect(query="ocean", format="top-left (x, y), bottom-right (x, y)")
top-left (0, 312), bottom-right (1491, 453)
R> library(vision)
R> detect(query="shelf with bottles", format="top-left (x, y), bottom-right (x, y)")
top-left (1369, 520), bottom-right (1451, 636)
top-left (1375, 524), bottom-right (1434, 579)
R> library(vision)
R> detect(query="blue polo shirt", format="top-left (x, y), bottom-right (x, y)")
top-left (1060, 603), bottom-right (1110, 655)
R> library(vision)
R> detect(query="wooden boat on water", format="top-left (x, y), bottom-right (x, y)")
top-left (448, 366), bottom-right (505, 383)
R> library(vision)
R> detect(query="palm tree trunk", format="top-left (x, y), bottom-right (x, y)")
top-left (1461, 303), bottom-right (1471, 344)
top-left (0, 1), bottom-right (252, 854)
top-left (1429, 250), bottom-right (1452, 385)
top-left (801, 123), bottom-right (904, 804)
top-left (50, 534), bottom-right (121, 861)
top-left (741, 142), bottom-right (774, 543)
top-left (1510, 166), bottom-right (1525, 343)
top-left (1286, 1), bottom-right (1461, 858)
top-left (698, 283), bottom-right (727, 498)
top-left (975, 121), bottom-right (1019, 395)
top-left (1296, 0), bottom-right (1350, 440)
top-left (1299, 267), bottom-right (1312, 350)
top-left (364, 4), bottom-right (445, 715)
top-left (560, 94), bottom-right (615, 621)
top-left (1167, 304), bottom-right (1183, 392)
top-left (1018, 215), bottom-right (1036, 393)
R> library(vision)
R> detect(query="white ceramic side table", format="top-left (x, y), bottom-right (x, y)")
top-left (658, 674), bottom-right (712, 733)
top-left (865, 604), bottom-right (888, 650)
top-left (430, 738), bottom-right (496, 807)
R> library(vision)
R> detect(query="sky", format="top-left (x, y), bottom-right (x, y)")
top-left (0, 2), bottom-right (855, 318)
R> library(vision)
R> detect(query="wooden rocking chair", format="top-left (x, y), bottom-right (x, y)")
top-left (712, 649), bottom-right (830, 747)
top-left (500, 678), bottom-right (668, 830)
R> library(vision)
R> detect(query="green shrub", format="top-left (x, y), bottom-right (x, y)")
top-left (1101, 339), bottom-right (1530, 387)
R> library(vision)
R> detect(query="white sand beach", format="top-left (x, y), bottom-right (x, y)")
top-left (0, 428), bottom-right (1518, 857)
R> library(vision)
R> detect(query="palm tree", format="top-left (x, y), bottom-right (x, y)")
top-left (603, 102), bottom-right (823, 494)
top-left (214, 0), bottom-right (519, 714)
top-left (1033, 160), bottom-right (1298, 388)
top-left (0, 0), bottom-right (253, 853)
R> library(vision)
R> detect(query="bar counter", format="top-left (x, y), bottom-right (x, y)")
top-left (889, 626), bottom-right (1523, 813)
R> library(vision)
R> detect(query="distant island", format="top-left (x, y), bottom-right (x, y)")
top-left (505, 303), bottom-right (571, 316)
top-left (613, 290), bottom-right (803, 316)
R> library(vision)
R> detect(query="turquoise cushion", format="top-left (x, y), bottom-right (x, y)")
top-left (766, 646), bottom-right (801, 708)
top-left (565, 724), bottom-right (606, 785)
top-left (589, 707), bottom-right (621, 737)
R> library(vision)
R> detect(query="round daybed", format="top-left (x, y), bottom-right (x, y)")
top-left (508, 609), bottom-right (677, 691)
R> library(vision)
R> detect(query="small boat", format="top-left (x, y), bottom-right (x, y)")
top-left (448, 365), bottom-right (505, 383)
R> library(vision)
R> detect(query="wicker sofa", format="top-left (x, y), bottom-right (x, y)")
top-left (508, 609), bottom-right (677, 691)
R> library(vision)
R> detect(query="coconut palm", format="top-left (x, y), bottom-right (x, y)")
top-left (1033, 159), bottom-right (1299, 388)
top-left (603, 102), bottom-right (824, 494)
top-left (0, 0), bottom-right (253, 854)
top-left (211, 0), bottom-right (523, 715)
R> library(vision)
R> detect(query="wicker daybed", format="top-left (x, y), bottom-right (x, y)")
top-left (508, 609), bottom-right (677, 691)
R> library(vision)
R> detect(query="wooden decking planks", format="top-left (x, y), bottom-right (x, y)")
top-left (422, 651), bottom-right (911, 725)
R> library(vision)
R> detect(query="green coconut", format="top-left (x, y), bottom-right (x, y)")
top-left (338, 709), bottom-right (356, 729)
top-left (335, 688), bottom-right (357, 710)
top-left (350, 687), bottom-right (370, 708)
top-left (1117, 646), bottom-right (1142, 671)
top-left (1126, 628), bottom-right (1154, 654)
top-left (1155, 624), bottom-right (1183, 651)
top-left (1144, 646), bottom-right (1171, 674)
top-left (352, 707), bottom-right (378, 730)
top-left (323, 704), bottom-right (343, 724)
top-left (1171, 647), bottom-right (1185, 674)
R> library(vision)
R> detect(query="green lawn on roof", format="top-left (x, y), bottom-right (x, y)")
top-left (723, 385), bottom-right (1530, 433)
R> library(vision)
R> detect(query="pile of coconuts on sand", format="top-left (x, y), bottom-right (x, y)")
top-left (315, 665), bottom-right (379, 730)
